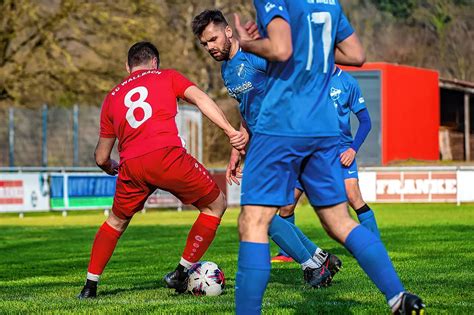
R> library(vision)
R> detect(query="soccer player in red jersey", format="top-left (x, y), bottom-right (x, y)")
top-left (78, 41), bottom-right (246, 298)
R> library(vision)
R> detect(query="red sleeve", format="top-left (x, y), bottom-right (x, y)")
top-left (170, 69), bottom-right (195, 99)
top-left (99, 95), bottom-right (115, 138)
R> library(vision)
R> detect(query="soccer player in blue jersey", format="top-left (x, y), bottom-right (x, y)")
top-left (232, 1), bottom-right (425, 314)
top-left (275, 65), bottom-right (381, 261)
top-left (191, 9), bottom-right (342, 288)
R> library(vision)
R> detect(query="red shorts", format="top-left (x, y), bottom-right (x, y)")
top-left (112, 147), bottom-right (221, 219)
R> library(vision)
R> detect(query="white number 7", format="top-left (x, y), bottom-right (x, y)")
top-left (306, 12), bottom-right (332, 73)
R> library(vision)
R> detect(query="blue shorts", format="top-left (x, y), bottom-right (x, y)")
top-left (342, 159), bottom-right (359, 180)
top-left (295, 161), bottom-right (357, 192)
top-left (241, 134), bottom-right (347, 207)
top-left (295, 179), bottom-right (304, 192)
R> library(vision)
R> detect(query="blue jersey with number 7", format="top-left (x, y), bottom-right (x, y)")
top-left (253, 0), bottom-right (354, 137)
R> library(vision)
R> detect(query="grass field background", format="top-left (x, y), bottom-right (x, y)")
top-left (1, 203), bottom-right (473, 314)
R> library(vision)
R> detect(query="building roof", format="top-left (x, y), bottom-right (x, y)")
top-left (439, 78), bottom-right (474, 94)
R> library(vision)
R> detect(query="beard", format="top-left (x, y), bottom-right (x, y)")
top-left (210, 37), bottom-right (232, 61)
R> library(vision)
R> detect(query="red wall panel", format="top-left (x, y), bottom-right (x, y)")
top-left (383, 64), bottom-right (439, 164)
top-left (342, 63), bottom-right (439, 165)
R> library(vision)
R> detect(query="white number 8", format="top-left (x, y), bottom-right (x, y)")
top-left (124, 86), bottom-right (152, 128)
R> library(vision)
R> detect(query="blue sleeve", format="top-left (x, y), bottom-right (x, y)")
top-left (348, 78), bottom-right (366, 114)
top-left (351, 109), bottom-right (371, 152)
top-left (336, 12), bottom-right (354, 44)
top-left (247, 53), bottom-right (267, 72)
top-left (254, 0), bottom-right (290, 31)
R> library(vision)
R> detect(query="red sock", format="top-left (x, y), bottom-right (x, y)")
top-left (181, 213), bottom-right (221, 263)
top-left (87, 222), bottom-right (122, 275)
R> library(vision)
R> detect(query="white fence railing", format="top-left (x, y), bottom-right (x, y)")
top-left (1, 166), bottom-right (474, 214)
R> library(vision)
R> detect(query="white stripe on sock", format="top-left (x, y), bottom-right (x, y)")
top-left (313, 248), bottom-right (328, 265)
top-left (301, 258), bottom-right (321, 270)
top-left (180, 257), bottom-right (194, 270)
top-left (388, 291), bottom-right (405, 312)
top-left (87, 272), bottom-right (100, 282)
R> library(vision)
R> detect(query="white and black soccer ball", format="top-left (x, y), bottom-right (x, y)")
top-left (187, 261), bottom-right (225, 296)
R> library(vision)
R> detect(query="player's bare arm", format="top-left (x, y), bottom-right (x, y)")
top-left (335, 33), bottom-right (366, 67)
top-left (183, 85), bottom-right (247, 151)
top-left (94, 137), bottom-right (119, 176)
top-left (226, 148), bottom-right (242, 185)
top-left (226, 121), bottom-right (248, 185)
top-left (234, 14), bottom-right (292, 62)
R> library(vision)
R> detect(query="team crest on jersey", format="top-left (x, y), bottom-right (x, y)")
top-left (236, 63), bottom-right (246, 79)
top-left (265, 2), bottom-right (276, 13)
top-left (330, 87), bottom-right (342, 101)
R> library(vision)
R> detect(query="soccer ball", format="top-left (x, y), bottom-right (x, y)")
top-left (187, 261), bottom-right (225, 296)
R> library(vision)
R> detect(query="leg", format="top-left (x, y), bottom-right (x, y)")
top-left (302, 137), bottom-right (422, 313)
top-left (315, 202), bottom-right (409, 311)
top-left (236, 205), bottom-right (276, 315)
top-left (274, 187), bottom-right (342, 275)
top-left (345, 178), bottom-right (381, 238)
top-left (78, 212), bottom-right (132, 299)
top-left (156, 148), bottom-right (224, 292)
top-left (268, 215), bottom-right (317, 268)
top-left (274, 187), bottom-right (333, 265)
top-left (235, 134), bottom-right (328, 314)
top-left (87, 212), bottom-right (131, 279)
top-left (79, 158), bottom-right (149, 299)
top-left (272, 188), bottom-right (302, 261)
top-left (179, 191), bottom-right (226, 269)
top-left (279, 188), bottom-right (303, 217)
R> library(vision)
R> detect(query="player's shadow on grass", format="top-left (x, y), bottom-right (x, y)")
top-left (269, 266), bottom-right (368, 313)
top-left (98, 280), bottom-right (167, 297)
top-left (296, 288), bottom-right (367, 314)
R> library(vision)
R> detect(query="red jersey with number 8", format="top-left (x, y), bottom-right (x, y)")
top-left (100, 69), bottom-right (195, 162)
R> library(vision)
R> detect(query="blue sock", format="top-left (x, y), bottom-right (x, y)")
top-left (356, 204), bottom-right (381, 239)
top-left (235, 242), bottom-right (271, 315)
top-left (344, 225), bottom-right (404, 301)
top-left (290, 222), bottom-right (318, 256)
top-left (269, 215), bottom-right (312, 264)
top-left (277, 214), bottom-right (295, 256)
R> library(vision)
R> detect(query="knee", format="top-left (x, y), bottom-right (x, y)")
top-left (106, 213), bottom-right (130, 233)
top-left (327, 219), bottom-right (357, 243)
top-left (238, 211), bottom-right (268, 230)
top-left (238, 210), bottom-right (273, 240)
top-left (347, 189), bottom-right (364, 210)
top-left (279, 205), bottom-right (295, 217)
top-left (201, 191), bottom-right (227, 218)
top-left (317, 205), bottom-right (357, 244)
top-left (216, 192), bottom-right (227, 215)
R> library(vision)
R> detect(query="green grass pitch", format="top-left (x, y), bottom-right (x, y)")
top-left (1, 203), bottom-right (473, 314)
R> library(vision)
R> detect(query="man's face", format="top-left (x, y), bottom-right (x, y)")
top-left (199, 23), bottom-right (232, 61)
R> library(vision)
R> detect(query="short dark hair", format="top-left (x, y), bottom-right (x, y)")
top-left (192, 9), bottom-right (228, 37)
top-left (127, 41), bottom-right (160, 69)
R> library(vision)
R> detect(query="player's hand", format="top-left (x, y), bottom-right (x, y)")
top-left (228, 129), bottom-right (247, 153)
top-left (244, 20), bottom-right (261, 40)
top-left (234, 14), bottom-right (253, 47)
top-left (226, 149), bottom-right (243, 185)
top-left (103, 159), bottom-right (119, 176)
top-left (340, 148), bottom-right (356, 167)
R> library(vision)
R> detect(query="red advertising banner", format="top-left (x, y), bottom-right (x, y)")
top-left (376, 172), bottom-right (457, 202)
top-left (0, 180), bottom-right (24, 205)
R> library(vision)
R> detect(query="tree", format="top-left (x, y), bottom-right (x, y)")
top-left (370, 0), bottom-right (417, 19)
top-left (0, 0), bottom-right (162, 107)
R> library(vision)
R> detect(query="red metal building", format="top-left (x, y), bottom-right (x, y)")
top-left (342, 63), bottom-right (440, 165)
